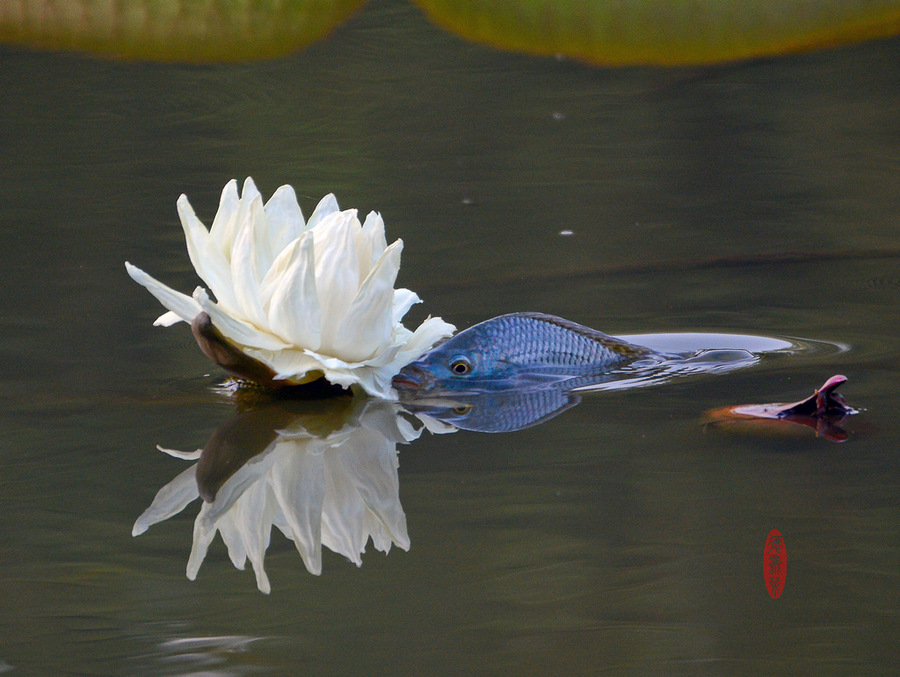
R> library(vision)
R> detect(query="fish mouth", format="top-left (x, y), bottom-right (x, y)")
top-left (391, 364), bottom-right (435, 392)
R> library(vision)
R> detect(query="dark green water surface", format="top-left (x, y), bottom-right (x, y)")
top-left (0, 2), bottom-right (897, 674)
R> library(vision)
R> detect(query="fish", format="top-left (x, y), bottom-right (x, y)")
top-left (392, 312), bottom-right (656, 393)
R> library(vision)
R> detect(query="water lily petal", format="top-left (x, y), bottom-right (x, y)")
top-left (320, 364), bottom-right (369, 390)
top-left (306, 193), bottom-right (340, 230)
top-left (126, 262), bottom-right (202, 324)
top-left (244, 348), bottom-right (325, 384)
top-left (176, 194), bottom-right (237, 312)
top-left (154, 310), bottom-right (183, 327)
top-left (237, 177), bottom-right (262, 215)
top-left (304, 350), bottom-right (366, 371)
top-left (313, 210), bottom-right (361, 351)
top-left (391, 287), bottom-right (421, 324)
top-left (356, 211), bottom-right (388, 276)
top-left (194, 288), bottom-right (291, 351)
top-left (328, 365), bottom-right (394, 399)
top-left (396, 315), bottom-right (456, 364)
top-left (258, 232), bottom-right (300, 310)
top-left (208, 179), bottom-right (240, 258)
top-left (229, 193), bottom-right (272, 328)
top-left (156, 445), bottom-right (203, 460)
top-left (374, 316), bottom-right (457, 398)
top-left (331, 240), bottom-right (402, 362)
top-left (264, 184), bottom-right (307, 256)
top-left (265, 232), bottom-right (322, 349)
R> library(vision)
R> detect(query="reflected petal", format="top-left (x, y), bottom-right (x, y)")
top-left (268, 444), bottom-right (327, 575)
top-left (228, 480), bottom-right (275, 594)
top-left (132, 464), bottom-right (200, 536)
top-left (187, 503), bottom-right (220, 581)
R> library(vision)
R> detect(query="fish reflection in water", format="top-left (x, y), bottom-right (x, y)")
top-left (133, 396), bottom-right (445, 593)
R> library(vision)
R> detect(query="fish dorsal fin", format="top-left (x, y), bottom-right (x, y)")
top-left (510, 312), bottom-right (653, 358)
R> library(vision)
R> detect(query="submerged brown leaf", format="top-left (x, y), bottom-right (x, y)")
top-left (706, 375), bottom-right (860, 442)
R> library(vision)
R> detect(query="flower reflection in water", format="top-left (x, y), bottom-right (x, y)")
top-left (134, 395), bottom-right (452, 594)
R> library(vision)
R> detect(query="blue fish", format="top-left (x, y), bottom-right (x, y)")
top-left (393, 312), bottom-right (656, 393)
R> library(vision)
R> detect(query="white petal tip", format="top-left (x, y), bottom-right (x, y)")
top-left (156, 445), bottom-right (203, 460)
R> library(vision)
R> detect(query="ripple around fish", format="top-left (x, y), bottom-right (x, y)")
top-left (615, 331), bottom-right (848, 357)
top-left (577, 332), bottom-right (849, 393)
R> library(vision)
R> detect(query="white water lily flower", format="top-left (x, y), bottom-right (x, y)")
top-left (126, 178), bottom-right (454, 398)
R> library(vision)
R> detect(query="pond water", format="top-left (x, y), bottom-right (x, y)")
top-left (1, 1), bottom-right (898, 674)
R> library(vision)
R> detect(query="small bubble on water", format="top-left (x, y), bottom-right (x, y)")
top-left (559, 229), bottom-right (574, 236)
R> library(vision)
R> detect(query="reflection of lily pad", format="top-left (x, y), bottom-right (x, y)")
top-left (0, 0), bottom-right (366, 62)
top-left (413, 0), bottom-right (900, 66)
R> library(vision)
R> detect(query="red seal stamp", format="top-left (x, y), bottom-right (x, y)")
top-left (764, 529), bottom-right (787, 598)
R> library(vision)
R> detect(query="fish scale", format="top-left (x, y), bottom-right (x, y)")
top-left (485, 314), bottom-right (625, 366)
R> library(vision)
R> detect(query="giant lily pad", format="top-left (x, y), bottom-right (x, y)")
top-left (0, 0), bottom-right (366, 62)
top-left (413, 0), bottom-right (900, 66)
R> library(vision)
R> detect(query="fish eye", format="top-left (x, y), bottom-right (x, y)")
top-left (449, 357), bottom-right (471, 375)
top-left (453, 404), bottom-right (472, 415)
